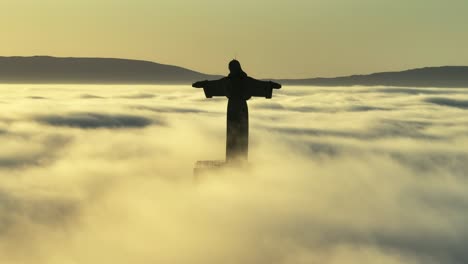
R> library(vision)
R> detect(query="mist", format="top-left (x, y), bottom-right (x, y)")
top-left (0, 84), bottom-right (467, 264)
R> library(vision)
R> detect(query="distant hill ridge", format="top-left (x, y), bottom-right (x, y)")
top-left (0, 56), bottom-right (467, 87)
top-left (0, 56), bottom-right (220, 84)
top-left (277, 66), bottom-right (468, 88)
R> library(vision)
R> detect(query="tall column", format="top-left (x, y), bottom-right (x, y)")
top-left (226, 99), bottom-right (249, 163)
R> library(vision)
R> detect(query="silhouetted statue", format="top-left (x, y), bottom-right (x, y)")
top-left (193, 60), bottom-right (281, 165)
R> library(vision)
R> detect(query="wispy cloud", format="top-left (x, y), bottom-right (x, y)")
top-left (0, 85), bottom-right (467, 264)
top-left (35, 112), bottom-right (159, 129)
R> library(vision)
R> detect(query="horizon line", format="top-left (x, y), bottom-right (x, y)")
top-left (1, 55), bottom-right (467, 80)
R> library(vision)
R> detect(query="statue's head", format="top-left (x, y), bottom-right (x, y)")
top-left (228, 59), bottom-right (243, 75)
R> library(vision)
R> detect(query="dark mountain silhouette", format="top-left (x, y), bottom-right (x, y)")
top-left (0, 56), bottom-right (221, 84)
top-left (277, 66), bottom-right (468, 88)
top-left (0, 56), bottom-right (467, 87)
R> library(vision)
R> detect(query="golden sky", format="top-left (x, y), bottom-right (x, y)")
top-left (1, 0), bottom-right (467, 78)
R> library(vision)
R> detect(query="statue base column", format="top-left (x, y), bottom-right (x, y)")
top-left (193, 160), bottom-right (249, 179)
top-left (226, 99), bottom-right (249, 163)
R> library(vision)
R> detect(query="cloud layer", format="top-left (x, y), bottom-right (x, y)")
top-left (0, 84), bottom-right (467, 264)
top-left (36, 112), bottom-right (156, 129)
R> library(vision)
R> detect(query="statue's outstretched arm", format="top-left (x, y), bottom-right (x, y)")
top-left (192, 78), bottom-right (228, 98)
top-left (246, 77), bottom-right (282, 98)
top-left (246, 77), bottom-right (282, 89)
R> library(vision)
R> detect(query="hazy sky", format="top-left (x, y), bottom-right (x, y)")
top-left (1, 0), bottom-right (467, 78)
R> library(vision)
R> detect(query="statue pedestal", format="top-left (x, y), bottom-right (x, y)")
top-left (193, 160), bottom-right (226, 180)
top-left (193, 160), bottom-right (249, 178)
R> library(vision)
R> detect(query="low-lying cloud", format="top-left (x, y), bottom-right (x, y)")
top-left (118, 93), bottom-right (156, 99)
top-left (265, 119), bottom-right (441, 141)
top-left (133, 105), bottom-right (210, 114)
top-left (425, 97), bottom-right (468, 109)
top-left (0, 133), bottom-right (70, 169)
top-left (0, 84), bottom-right (467, 264)
top-left (80, 94), bottom-right (105, 99)
top-left (36, 112), bottom-right (158, 129)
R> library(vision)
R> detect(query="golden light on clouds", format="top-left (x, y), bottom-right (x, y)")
top-left (0, 84), bottom-right (468, 263)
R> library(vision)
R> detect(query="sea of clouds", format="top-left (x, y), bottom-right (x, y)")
top-left (0, 84), bottom-right (467, 264)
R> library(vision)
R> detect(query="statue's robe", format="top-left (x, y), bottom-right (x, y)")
top-left (193, 74), bottom-right (281, 163)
